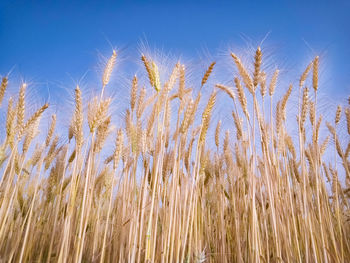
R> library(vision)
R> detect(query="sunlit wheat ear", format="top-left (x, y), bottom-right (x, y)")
top-left (312, 56), bottom-right (319, 92)
top-left (44, 135), bottom-right (59, 170)
top-left (309, 101), bottom-right (315, 126)
top-left (335, 105), bottom-right (342, 125)
top-left (215, 120), bottom-right (221, 149)
top-left (234, 77), bottom-right (249, 119)
top-left (329, 166), bottom-right (342, 196)
top-left (23, 116), bottom-right (41, 153)
top-left (345, 143), bottom-right (350, 159)
top-left (164, 99), bottom-right (171, 129)
top-left (275, 101), bottom-right (282, 135)
top-left (188, 92), bottom-right (201, 128)
top-left (113, 129), bottom-right (124, 170)
top-left (146, 103), bottom-right (157, 137)
top-left (130, 75), bottom-right (138, 112)
top-left (23, 103), bottom-right (49, 132)
top-left (269, 69), bottom-right (279, 96)
top-left (88, 96), bottom-right (98, 131)
top-left (346, 107), bottom-right (350, 135)
top-left (259, 72), bottom-right (267, 98)
top-left (102, 50), bottom-right (117, 88)
top-left (326, 122), bottom-right (336, 139)
top-left (231, 52), bottom-right (253, 94)
top-left (125, 108), bottom-right (131, 139)
top-left (253, 46), bottom-right (262, 90)
top-left (0, 76), bottom-right (8, 106)
top-left (151, 61), bottom-right (161, 92)
top-left (335, 137), bottom-right (344, 159)
top-left (74, 85), bottom-right (83, 148)
top-left (281, 84), bottom-right (293, 121)
top-left (300, 87), bottom-right (309, 130)
top-left (17, 83), bottom-right (27, 137)
top-left (31, 144), bottom-right (44, 167)
top-left (136, 87), bottom-right (146, 119)
top-left (199, 91), bottom-right (216, 143)
top-left (315, 114), bottom-right (322, 142)
top-left (90, 98), bottom-right (111, 132)
top-left (45, 114), bottom-right (56, 147)
top-left (68, 149), bottom-right (76, 163)
top-left (222, 130), bottom-right (230, 153)
top-left (299, 60), bottom-right (313, 88)
top-left (180, 99), bottom-right (194, 134)
top-left (215, 84), bottom-right (236, 102)
top-left (21, 104), bottom-right (48, 151)
top-left (184, 137), bottom-right (194, 171)
top-left (166, 62), bottom-right (180, 92)
top-left (320, 135), bottom-right (330, 156)
top-left (94, 116), bottom-right (111, 153)
top-left (232, 111), bottom-right (242, 140)
top-left (6, 97), bottom-right (16, 147)
top-left (141, 54), bottom-right (155, 87)
top-left (201, 62), bottom-right (216, 87)
top-left (285, 135), bottom-right (296, 159)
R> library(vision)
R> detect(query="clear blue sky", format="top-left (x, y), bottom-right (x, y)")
top-left (0, 0), bottom-right (349, 98)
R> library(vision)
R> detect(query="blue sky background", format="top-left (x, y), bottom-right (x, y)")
top-left (0, 0), bottom-right (349, 100)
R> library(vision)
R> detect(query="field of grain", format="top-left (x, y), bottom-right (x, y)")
top-left (0, 47), bottom-right (349, 262)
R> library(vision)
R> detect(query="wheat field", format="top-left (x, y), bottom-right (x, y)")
top-left (0, 47), bottom-right (349, 262)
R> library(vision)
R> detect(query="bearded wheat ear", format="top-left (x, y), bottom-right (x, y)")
top-left (232, 111), bottom-right (243, 140)
top-left (90, 98), bottom-right (111, 132)
top-left (102, 50), bottom-right (117, 88)
top-left (215, 120), bottom-right (221, 149)
top-left (269, 69), bottom-right (279, 96)
top-left (299, 61), bottom-right (313, 88)
top-left (281, 84), bottom-right (293, 121)
top-left (114, 129), bottom-right (124, 170)
top-left (74, 86), bottom-right (84, 148)
top-left (21, 104), bottom-right (48, 152)
top-left (215, 84), bottom-right (236, 102)
top-left (136, 87), bottom-right (146, 119)
top-left (309, 101), bottom-right (315, 126)
top-left (0, 77), bottom-right (8, 106)
top-left (201, 62), bottom-right (216, 87)
top-left (199, 91), bottom-right (216, 143)
top-left (17, 83), bottom-right (26, 138)
top-left (166, 62), bottom-right (180, 92)
top-left (180, 99), bottom-right (194, 134)
top-left (275, 101), bottom-right (282, 136)
top-left (335, 105), bottom-right (342, 125)
top-left (231, 52), bottom-right (253, 94)
top-left (45, 114), bottom-right (56, 147)
top-left (23, 103), bottom-right (49, 132)
top-left (130, 75), bottom-right (138, 112)
top-left (6, 97), bottom-right (16, 147)
top-left (142, 55), bottom-right (154, 85)
top-left (259, 72), bottom-right (267, 98)
top-left (253, 47), bottom-right (262, 90)
top-left (320, 136), bottom-right (330, 156)
top-left (234, 77), bottom-right (249, 119)
top-left (23, 117), bottom-right (40, 154)
top-left (151, 61), bottom-right (161, 92)
top-left (345, 107), bottom-right (350, 135)
top-left (94, 116), bottom-right (111, 153)
top-left (300, 87), bottom-right (309, 131)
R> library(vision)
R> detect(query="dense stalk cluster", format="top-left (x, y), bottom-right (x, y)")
top-left (0, 47), bottom-right (349, 262)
